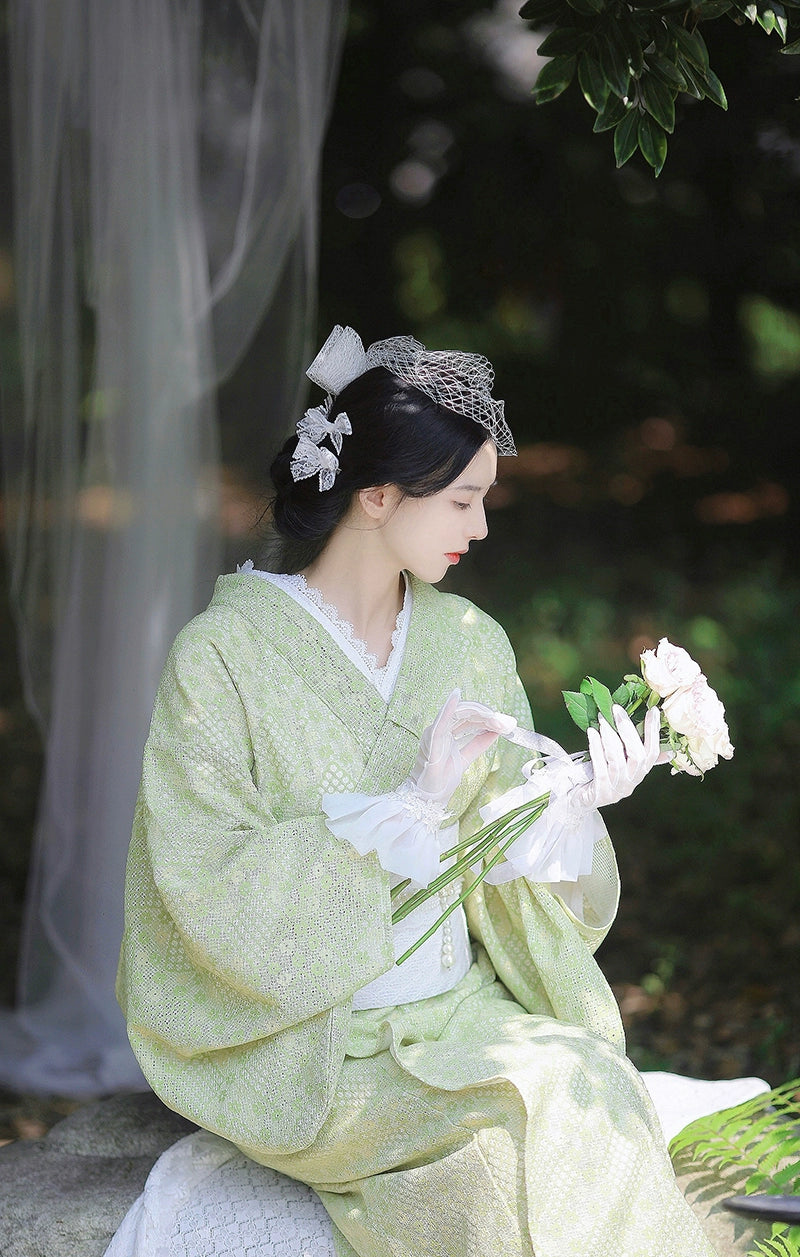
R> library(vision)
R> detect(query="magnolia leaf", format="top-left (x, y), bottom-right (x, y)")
top-left (538, 26), bottom-right (591, 57)
top-left (599, 34), bottom-right (632, 95)
top-left (533, 55), bottom-right (578, 102)
top-left (519, 0), bottom-right (566, 18)
top-left (641, 73), bottom-right (677, 130)
top-left (610, 18), bottom-right (645, 74)
top-left (647, 51), bottom-right (689, 88)
top-left (701, 66), bottom-right (729, 107)
top-left (578, 53), bottom-right (611, 109)
top-left (614, 107), bottom-right (641, 165)
top-left (593, 93), bottom-right (629, 129)
top-left (563, 689), bottom-right (597, 730)
top-left (566, 0), bottom-right (605, 14)
top-left (670, 21), bottom-right (711, 69)
top-left (654, 21), bottom-right (674, 54)
top-left (638, 112), bottom-right (668, 173)
top-left (677, 55), bottom-right (708, 97)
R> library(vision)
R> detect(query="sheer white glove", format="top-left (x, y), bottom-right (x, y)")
top-left (322, 689), bottom-right (517, 888)
top-left (576, 704), bottom-right (663, 809)
top-left (407, 688), bottom-right (518, 808)
top-left (483, 705), bottom-right (663, 889)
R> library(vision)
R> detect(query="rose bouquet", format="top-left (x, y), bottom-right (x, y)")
top-left (391, 638), bottom-right (733, 965)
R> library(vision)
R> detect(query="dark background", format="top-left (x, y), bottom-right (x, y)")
top-left (1, 2), bottom-right (799, 1136)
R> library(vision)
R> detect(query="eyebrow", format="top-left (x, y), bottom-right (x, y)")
top-left (452, 479), bottom-right (498, 492)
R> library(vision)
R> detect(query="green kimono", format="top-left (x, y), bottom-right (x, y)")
top-left (118, 571), bottom-right (715, 1257)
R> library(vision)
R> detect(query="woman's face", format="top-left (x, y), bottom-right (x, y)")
top-left (380, 440), bottom-right (498, 584)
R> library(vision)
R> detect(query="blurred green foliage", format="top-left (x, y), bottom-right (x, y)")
top-left (521, 0), bottom-right (800, 174)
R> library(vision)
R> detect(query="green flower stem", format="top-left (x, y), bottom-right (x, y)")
top-left (394, 804), bottom-right (548, 966)
top-left (392, 798), bottom-right (548, 924)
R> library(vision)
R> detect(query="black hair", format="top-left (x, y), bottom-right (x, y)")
top-left (264, 366), bottom-right (487, 572)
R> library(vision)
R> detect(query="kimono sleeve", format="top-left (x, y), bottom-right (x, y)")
top-left (117, 616), bottom-right (396, 1151)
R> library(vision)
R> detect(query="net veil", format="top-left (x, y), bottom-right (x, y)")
top-left (306, 325), bottom-right (517, 456)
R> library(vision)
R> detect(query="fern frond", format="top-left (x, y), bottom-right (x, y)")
top-left (668, 1079), bottom-right (800, 1257)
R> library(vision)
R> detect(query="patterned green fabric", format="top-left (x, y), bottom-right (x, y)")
top-left (118, 571), bottom-right (715, 1255)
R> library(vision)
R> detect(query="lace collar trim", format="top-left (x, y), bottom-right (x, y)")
top-left (237, 562), bottom-right (412, 696)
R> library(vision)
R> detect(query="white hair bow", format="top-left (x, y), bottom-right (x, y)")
top-left (290, 435), bottom-right (340, 492)
top-left (297, 401), bottom-right (353, 454)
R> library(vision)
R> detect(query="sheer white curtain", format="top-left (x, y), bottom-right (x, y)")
top-left (0, 0), bottom-right (346, 1094)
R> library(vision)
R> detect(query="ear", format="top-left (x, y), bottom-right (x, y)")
top-left (357, 484), bottom-right (401, 521)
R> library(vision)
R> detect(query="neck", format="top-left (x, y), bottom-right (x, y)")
top-left (302, 526), bottom-right (405, 658)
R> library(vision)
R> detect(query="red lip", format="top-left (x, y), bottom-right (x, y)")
top-left (445, 552), bottom-right (462, 563)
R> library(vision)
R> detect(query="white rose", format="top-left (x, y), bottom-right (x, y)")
top-left (669, 744), bottom-right (703, 777)
top-left (662, 675), bottom-right (716, 736)
top-left (640, 638), bottom-right (702, 699)
top-left (663, 676), bottom-right (734, 772)
top-left (685, 737), bottom-right (719, 774)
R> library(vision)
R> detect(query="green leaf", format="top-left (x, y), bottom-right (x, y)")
top-left (677, 55), bottom-right (706, 96)
top-left (592, 92), bottom-right (629, 129)
top-left (585, 676), bottom-right (617, 725)
top-left (641, 73), bottom-right (676, 129)
top-left (647, 51), bottom-right (689, 88)
top-left (578, 52), bottom-right (611, 108)
top-left (695, 0), bottom-right (732, 13)
top-left (611, 681), bottom-right (633, 705)
top-left (537, 26), bottom-right (591, 57)
top-left (532, 54), bottom-right (578, 102)
top-left (772, 0), bottom-right (789, 39)
top-left (566, 0), bottom-right (605, 14)
top-left (654, 20), bottom-right (674, 55)
top-left (781, 34), bottom-right (800, 50)
top-left (599, 33), bottom-right (632, 94)
top-left (701, 65), bottom-right (728, 107)
top-left (563, 690), bottom-right (597, 730)
top-left (610, 18), bottom-right (645, 74)
top-left (670, 20), bottom-right (711, 68)
top-left (614, 107), bottom-right (641, 166)
top-left (519, 0), bottom-right (567, 19)
top-left (638, 112), bottom-right (668, 173)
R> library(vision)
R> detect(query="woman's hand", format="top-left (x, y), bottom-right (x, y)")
top-left (410, 689), bottom-right (517, 805)
top-left (575, 705), bottom-right (662, 809)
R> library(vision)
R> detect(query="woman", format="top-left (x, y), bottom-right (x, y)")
top-left (117, 327), bottom-right (718, 1256)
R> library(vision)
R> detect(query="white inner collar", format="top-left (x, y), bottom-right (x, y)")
top-left (238, 563), bottom-right (412, 702)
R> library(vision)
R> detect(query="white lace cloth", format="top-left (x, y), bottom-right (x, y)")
top-left (104, 1074), bottom-right (771, 1256)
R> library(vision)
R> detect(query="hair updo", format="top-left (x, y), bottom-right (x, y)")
top-left (265, 366), bottom-right (488, 572)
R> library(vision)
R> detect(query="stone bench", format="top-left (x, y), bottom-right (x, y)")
top-left (0, 1091), bottom-right (772, 1256)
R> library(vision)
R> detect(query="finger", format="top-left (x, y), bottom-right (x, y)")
top-left (643, 706), bottom-right (661, 767)
top-left (453, 701), bottom-right (517, 737)
top-left (597, 715), bottom-right (626, 789)
top-left (612, 705), bottom-right (645, 773)
top-left (426, 689), bottom-right (461, 765)
top-left (459, 729), bottom-right (501, 767)
top-left (587, 726), bottom-right (613, 805)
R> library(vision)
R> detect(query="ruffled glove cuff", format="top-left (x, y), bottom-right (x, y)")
top-left (322, 783), bottom-right (450, 888)
top-left (482, 754), bottom-right (604, 887)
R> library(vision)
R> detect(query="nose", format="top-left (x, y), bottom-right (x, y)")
top-left (470, 501), bottom-right (488, 541)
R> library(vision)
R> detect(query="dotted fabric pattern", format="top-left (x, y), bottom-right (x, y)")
top-left (117, 572), bottom-right (715, 1256)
